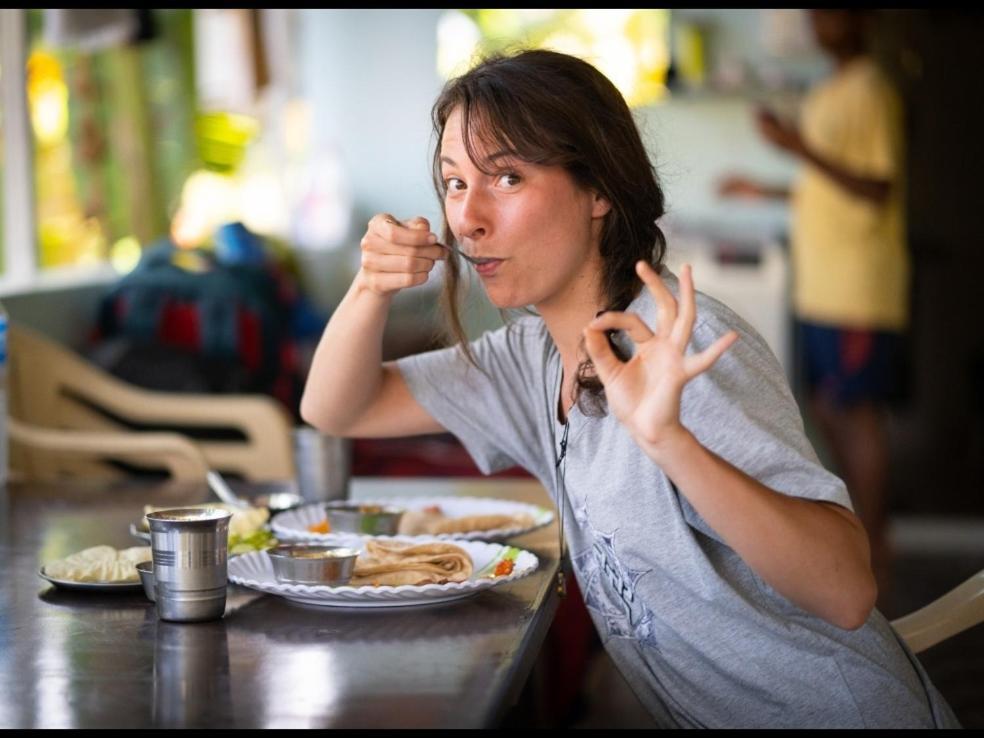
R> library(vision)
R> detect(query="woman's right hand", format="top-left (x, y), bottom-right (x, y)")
top-left (356, 214), bottom-right (447, 297)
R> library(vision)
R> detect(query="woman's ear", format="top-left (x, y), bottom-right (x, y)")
top-left (591, 191), bottom-right (612, 219)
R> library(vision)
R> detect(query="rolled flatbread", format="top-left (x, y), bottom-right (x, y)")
top-left (349, 540), bottom-right (473, 587)
top-left (398, 510), bottom-right (536, 536)
top-left (44, 545), bottom-right (151, 583)
top-left (396, 508), bottom-right (445, 536)
top-left (429, 513), bottom-right (535, 535)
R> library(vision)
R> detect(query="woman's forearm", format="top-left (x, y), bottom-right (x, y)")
top-left (642, 428), bottom-right (877, 630)
top-left (299, 271), bottom-right (393, 435)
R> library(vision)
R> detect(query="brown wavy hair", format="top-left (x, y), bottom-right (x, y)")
top-left (430, 48), bottom-right (667, 415)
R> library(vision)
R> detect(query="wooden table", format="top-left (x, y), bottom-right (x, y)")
top-left (0, 477), bottom-right (560, 728)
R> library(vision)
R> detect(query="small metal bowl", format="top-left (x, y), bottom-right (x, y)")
top-left (136, 560), bottom-right (156, 602)
top-left (324, 504), bottom-right (405, 536)
top-left (267, 544), bottom-right (359, 586)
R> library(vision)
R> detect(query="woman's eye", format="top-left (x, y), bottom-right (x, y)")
top-left (444, 177), bottom-right (465, 192)
top-left (499, 172), bottom-right (521, 188)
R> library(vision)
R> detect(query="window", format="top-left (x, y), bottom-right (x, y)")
top-left (437, 9), bottom-right (672, 108)
top-left (25, 9), bottom-right (198, 274)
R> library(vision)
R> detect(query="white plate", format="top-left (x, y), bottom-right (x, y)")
top-left (39, 567), bottom-right (143, 592)
top-left (271, 497), bottom-right (553, 544)
top-left (227, 538), bottom-right (538, 608)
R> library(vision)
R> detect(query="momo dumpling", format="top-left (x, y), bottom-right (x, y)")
top-left (44, 545), bottom-right (151, 583)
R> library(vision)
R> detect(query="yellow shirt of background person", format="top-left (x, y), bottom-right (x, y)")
top-left (791, 57), bottom-right (907, 331)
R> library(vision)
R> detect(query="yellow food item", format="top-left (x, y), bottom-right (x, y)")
top-left (307, 519), bottom-right (331, 534)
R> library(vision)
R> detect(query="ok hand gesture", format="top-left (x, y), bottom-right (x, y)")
top-left (583, 262), bottom-right (738, 453)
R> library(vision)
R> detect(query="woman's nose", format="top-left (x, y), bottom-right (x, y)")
top-left (455, 188), bottom-right (490, 242)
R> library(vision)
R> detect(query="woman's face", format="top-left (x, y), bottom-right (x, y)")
top-left (439, 106), bottom-right (610, 311)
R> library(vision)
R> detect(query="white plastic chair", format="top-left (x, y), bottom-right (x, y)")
top-left (9, 416), bottom-right (210, 482)
top-left (891, 569), bottom-right (984, 653)
top-left (8, 322), bottom-right (296, 481)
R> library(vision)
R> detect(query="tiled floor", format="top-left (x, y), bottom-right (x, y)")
top-left (565, 517), bottom-right (984, 729)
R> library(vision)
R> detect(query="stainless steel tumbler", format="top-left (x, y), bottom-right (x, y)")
top-left (293, 425), bottom-right (351, 503)
top-left (147, 507), bottom-right (232, 623)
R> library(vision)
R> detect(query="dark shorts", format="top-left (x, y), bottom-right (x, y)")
top-left (797, 320), bottom-right (905, 407)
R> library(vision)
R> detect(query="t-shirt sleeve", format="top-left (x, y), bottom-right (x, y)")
top-left (395, 321), bottom-right (546, 476)
top-left (854, 73), bottom-right (903, 180)
top-left (674, 300), bottom-right (853, 541)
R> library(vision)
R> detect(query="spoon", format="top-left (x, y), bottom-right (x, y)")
top-left (384, 217), bottom-right (487, 266)
top-left (207, 470), bottom-right (303, 512)
top-left (206, 470), bottom-right (250, 509)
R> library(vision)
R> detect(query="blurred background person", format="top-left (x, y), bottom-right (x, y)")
top-left (718, 9), bottom-right (906, 606)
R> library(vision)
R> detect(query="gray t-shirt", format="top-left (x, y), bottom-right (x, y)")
top-left (396, 269), bottom-right (959, 728)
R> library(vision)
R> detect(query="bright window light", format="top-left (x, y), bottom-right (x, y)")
top-left (436, 9), bottom-right (671, 108)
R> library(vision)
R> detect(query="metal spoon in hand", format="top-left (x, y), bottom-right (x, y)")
top-left (384, 217), bottom-right (488, 267)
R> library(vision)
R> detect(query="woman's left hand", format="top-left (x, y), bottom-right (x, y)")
top-left (583, 261), bottom-right (738, 453)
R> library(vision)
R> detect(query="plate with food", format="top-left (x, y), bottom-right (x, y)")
top-left (39, 545), bottom-right (150, 592)
top-left (271, 497), bottom-right (554, 544)
top-left (227, 537), bottom-right (538, 608)
top-left (131, 503), bottom-right (278, 555)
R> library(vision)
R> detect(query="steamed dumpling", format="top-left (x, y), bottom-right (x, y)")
top-left (44, 545), bottom-right (151, 583)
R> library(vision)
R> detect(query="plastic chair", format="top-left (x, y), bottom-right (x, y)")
top-left (891, 570), bottom-right (984, 653)
top-left (9, 416), bottom-right (209, 482)
top-left (8, 322), bottom-right (295, 482)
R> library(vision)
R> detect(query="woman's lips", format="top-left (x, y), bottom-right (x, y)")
top-left (474, 258), bottom-right (503, 276)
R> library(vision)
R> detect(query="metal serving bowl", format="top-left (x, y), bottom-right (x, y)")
top-left (267, 544), bottom-right (360, 586)
top-left (136, 560), bottom-right (156, 602)
top-left (323, 504), bottom-right (405, 536)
